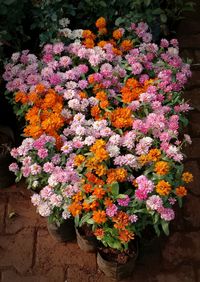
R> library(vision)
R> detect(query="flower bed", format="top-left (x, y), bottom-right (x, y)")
top-left (5, 17), bottom-right (193, 275)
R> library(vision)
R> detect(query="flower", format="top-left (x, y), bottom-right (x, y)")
top-left (6, 19), bottom-right (193, 251)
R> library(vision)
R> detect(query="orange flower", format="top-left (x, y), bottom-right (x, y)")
top-left (82, 201), bottom-right (91, 211)
top-left (97, 40), bottom-right (108, 48)
top-left (112, 47), bottom-right (122, 56)
top-left (156, 180), bottom-right (172, 196)
top-left (175, 186), bottom-right (187, 197)
top-left (91, 105), bottom-right (101, 119)
top-left (93, 210), bottom-right (107, 224)
top-left (79, 91), bottom-right (88, 99)
top-left (154, 161), bottom-right (170, 175)
top-left (96, 90), bottom-right (107, 101)
top-left (147, 149), bottom-right (161, 162)
top-left (88, 74), bottom-right (95, 84)
top-left (121, 78), bottom-right (146, 103)
top-left (90, 200), bottom-right (99, 210)
top-left (113, 211), bottom-right (129, 229)
top-left (113, 29), bottom-right (123, 40)
top-left (95, 164), bottom-right (107, 176)
top-left (68, 202), bottom-right (82, 217)
top-left (98, 27), bottom-right (107, 35)
top-left (110, 107), bottom-right (133, 128)
top-left (35, 83), bottom-right (46, 93)
top-left (83, 183), bottom-right (93, 193)
top-left (84, 38), bottom-right (95, 48)
top-left (104, 197), bottom-right (113, 207)
top-left (74, 155), bottom-right (85, 166)
top-left (120, 39), bottom-right (133, 51)
top-left (15, 91), bottom-right (27, 104)
top-left (94, 228), bottom-right (105, 239)
top-left (82, 30), bottom-right (96, 40)
top-left (138, 154), bottom-right (149, 166)
top-left (72, 191), bottom-right (83, 202)
top-left (92, 186), bottom-right (106, 199)
top-left (95, 17), bottom-right (106, 29)
top-left (119, 229), bottom-right (134, 243)
top-left (182, 172), bottom-right (193, 183)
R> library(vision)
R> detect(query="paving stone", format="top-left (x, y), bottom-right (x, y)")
top-left (183, 89), bottom-right (200, 112)
top-left (183, 138), bottom-right (200, 159)
top-left (184, 161), bottom-right (200, 195)
top-left (67, 265), bottom-right (92, 282)
top-left (154, 265), bottom-right (195, 282)
top-left (5, 192), bottom-right (46, 234)
top-left (183, 194), bottom-right (200, 228)
top-left (0, 228), bottom-right (34, 274)
top-left (34, 228), bottom-right (97, 274)
top-left (162, 231), bottom-right (200, 268)
top-left (1, 270), bottom-right (47, 282)
top-left (0, 195), bottom-right (6, 233)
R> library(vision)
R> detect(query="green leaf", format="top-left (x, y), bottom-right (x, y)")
top-left (87, 218), bottom-right (95, 224)
top-left (4, 0), bottom-right (16, 5)
top-left (160, 14), bottom-right (167, 23)
top-left (110, 182), bottom-right (119, 196)
top-left (161, 220), bottom-right (169, 236)
top-left (74, 215), bottom-right (80, 227)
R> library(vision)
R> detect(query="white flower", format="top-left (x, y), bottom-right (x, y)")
top-left (38, 202), bottom-right (51, 217)
top-left (107, 145), bottom-right (120, 157)
top-left (59, 18), bottom-right (70, 27)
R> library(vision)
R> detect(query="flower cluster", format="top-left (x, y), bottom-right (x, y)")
top-left (6, 18), bottom-right (193, 250)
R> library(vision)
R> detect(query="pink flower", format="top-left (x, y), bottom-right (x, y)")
top-left (106, 204), bottom-right (118, 217)
top-left (38, 148), bottom-right (48, 159)
top-left (117, 195), bottom-right (130, 206)
top-left (43, 162), bottom-right (55, 173)
top-left (9, 163), bottom-right (19, 173)
top-left (146, 195), bottom-right (163, 211)
top-left (160, 208), bottom-right (175, 221)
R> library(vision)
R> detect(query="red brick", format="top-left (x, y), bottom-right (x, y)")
top-left (34, 229), bottom-right (97, 274)
top-left (5, 192), bottom-right (46, 234)
top-left (184, 161), bottom-right (200, 195)
top-left (0, 229), bottom-right (34, 274)
top-left (162, 231), bottom-right (200, 268)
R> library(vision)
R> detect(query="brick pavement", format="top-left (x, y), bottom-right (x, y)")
top-left (0, 4), bottom-right (200, 282)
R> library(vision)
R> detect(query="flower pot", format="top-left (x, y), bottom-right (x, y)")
top-left (75, 227), bottom-right (97, 253)
top-left (97, 243), bottom-right (138, 280)
top-left (47, 219), bottom-right (76, 242)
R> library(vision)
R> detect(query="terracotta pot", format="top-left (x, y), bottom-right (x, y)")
top-left (97, 244), bottom-right (138, 280)
top-left (47, 219), bottom-right (76, 242)
top-left (75, 227), bottom-right (97, 253)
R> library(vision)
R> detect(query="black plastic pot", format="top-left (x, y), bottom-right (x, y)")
top-left (75, 227), bottom-right (97, 253)
top-left (97, 243), bottom-right (138, 280)
top-left (47, 219), bottom-right (76, 242)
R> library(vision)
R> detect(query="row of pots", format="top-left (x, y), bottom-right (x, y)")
top-left (48, 219), bottom-right (138, 280)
